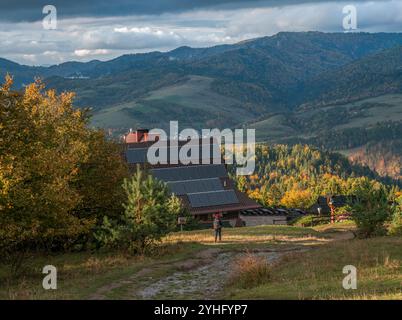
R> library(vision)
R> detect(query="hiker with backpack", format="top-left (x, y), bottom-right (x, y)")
top-left (213, 213), bottom-right (223, 242)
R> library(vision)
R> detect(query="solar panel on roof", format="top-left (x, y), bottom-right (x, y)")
top-left (187, 190), bottom-right (239, 208)
top-left (126, 143), bottom-right (222, 165)
top-left (167, 178), bottom-right (223, 195)
top-left (125, 148), bottom-right (148, 164)
top-left (151, 164), bottom-right (228, 182)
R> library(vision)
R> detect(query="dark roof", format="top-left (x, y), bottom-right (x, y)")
top-left (317, 195), bottom-right (354, 206)
top-left (308, 195), bottom-right (356, 213)
top-left (125, 147), bottom-right (148, 164)
top-left (188, 190), bottom-right (238, 208)
top-left (309, 203), bottom-right (331, 214)
top-left (151, 164), bottom-right (228, 181)
top-left (317, 196), bottom-right (328, 206)
top-left (330, 195), bottom-right (354, 206)
top-left (178, 189), bottom-right (261, 215)
top-left (167, 178), bottom-right (222, 195)
top-left (124, 138), bottom-right (222, 166)
top-left (240, 207), bottom-right (307, 216)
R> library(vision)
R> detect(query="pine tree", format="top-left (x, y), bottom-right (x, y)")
top-left (351, 179), bottom-right (391, 237)
top-left (95, 166), bottom-right (180, 253)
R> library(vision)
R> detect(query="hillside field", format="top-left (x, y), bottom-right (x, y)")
top-left (91, 75), bottom-right (261, 131)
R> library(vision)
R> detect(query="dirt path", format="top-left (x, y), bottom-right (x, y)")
top-left (322, 228), bottom-right (356, 241)
top-left (88, 248), bottom-right (222, 300)
top-left (89, 248), bottom-right (303, 300)
top-left (88, 228), bottom-right (356, 300)
top-left (136, 250), bottom-right (284, 300)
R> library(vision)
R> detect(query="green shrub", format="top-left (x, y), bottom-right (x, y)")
top-left (389, 197), bottom-right (402, 236)
top-left (94, 166), bottom-right (180, 253)
top-left (351, 179), bottom-right (391, 238)
top-left (334, 205), bottom-right (351, 216)
top-left (292, 214), bottom-right (329, 227)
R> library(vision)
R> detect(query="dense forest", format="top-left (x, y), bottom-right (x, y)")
top-left (279, 120), bottom-right (402, 180)
top-left (228, 144), bottom-right (400, 209)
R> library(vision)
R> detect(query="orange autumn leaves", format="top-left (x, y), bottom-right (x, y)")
top-left (0, 75), bottom-right (127, 252)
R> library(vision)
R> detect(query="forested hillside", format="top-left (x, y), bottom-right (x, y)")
top-left (229, 144), bottom-right (399, 209)
top-left (299, 46), bottom-right (402, 105)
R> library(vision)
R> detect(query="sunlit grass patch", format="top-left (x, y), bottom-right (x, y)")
top-left (227, 253), bottom-right (272, 289)
top-left (165, 225), bottom-right (326, 245)
top-left (225, 236), bottom-right (402, 300)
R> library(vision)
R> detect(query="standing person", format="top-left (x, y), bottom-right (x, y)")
top-left (213, 213), bottom-right (223, 242)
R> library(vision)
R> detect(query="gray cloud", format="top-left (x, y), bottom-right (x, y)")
top-left (0, 0), bottom-right (374, 22)
top-left (0, 0), bottom-right (401, 65)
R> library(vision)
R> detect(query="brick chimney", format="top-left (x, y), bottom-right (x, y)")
top-left (124, 129), bottom-right (160, 144)
top-left (136, 129), bottom-right (149, 142)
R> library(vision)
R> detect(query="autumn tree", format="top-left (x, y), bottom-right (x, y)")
top-left (72, 129), bottom-right (128, 224)
top-left (262, 184), bottom-right (282, 207)
top-left (1, 76), bottom-right (90, 252)
top-left (0, 76), bottom-right (128, 255)
top-left (389, 192), bottom-right (402, 235)
top-left (280, 187), bottom-right (316, 209)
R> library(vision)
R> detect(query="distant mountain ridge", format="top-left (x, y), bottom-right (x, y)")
top-left (3, 31), bottom-right (402, 88)
top-left (3, 31), bottom-right (402, 125)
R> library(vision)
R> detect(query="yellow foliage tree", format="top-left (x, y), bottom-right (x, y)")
top-left (280, 188), bottom-right (315, 209)
top-left (0, 76), bottom-right (127, 253)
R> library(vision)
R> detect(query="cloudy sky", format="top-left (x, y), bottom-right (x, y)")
top-left (1, 0), bottom-right (402, 65)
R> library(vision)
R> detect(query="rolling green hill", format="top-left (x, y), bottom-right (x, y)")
top-left (91, 75), bottom-right (262, 129)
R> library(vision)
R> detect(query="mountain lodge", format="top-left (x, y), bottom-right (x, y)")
top-left (122, 129), bottom-right (262, 226)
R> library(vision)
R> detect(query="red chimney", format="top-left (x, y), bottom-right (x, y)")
top-left (136, 129), bottom-right (149, 142)
top-left (124, 129), bottom-right (160, 144)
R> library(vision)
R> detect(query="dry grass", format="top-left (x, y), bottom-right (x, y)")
top-left (0, 242), bottom-right (203, 300)
top-left (166, 233), bottom-right (327, 244)
top-left (0, 252), bottom-right (142, 300)
top-left (225, 236), bottom-right (402, 300)
top-left (165, 225), bottom-right (327, 246)
top-left (228, 253), bottom-right (272, 289)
